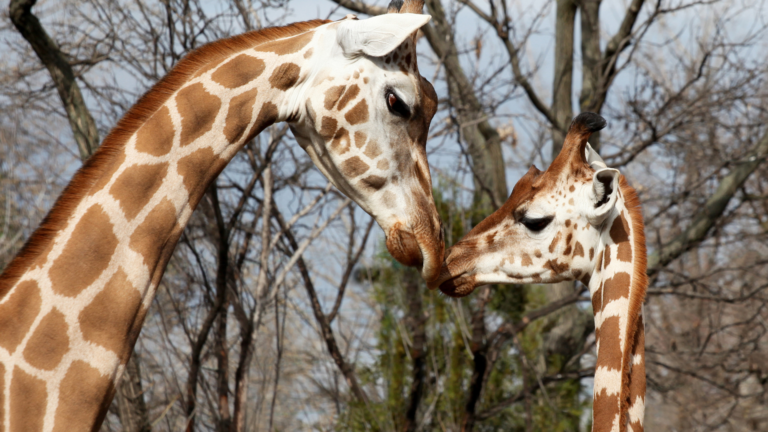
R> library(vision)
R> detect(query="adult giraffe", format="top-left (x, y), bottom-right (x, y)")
top-left (0, 1), bottom-right (444, 430)
top-left (436, 113), bottom-right (647, 432)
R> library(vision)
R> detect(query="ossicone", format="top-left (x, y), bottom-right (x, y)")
top-left (569, 112), bottom-right (606, 135)
top-left (388, 0), bottom-right (425, 14)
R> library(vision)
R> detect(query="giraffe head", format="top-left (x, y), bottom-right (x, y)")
top-left (290, 0), bottom-right (443, 282)
top-left (437, 112), bottom-right (648, 430)
top-left (436, 113), bottom-right (623, 296)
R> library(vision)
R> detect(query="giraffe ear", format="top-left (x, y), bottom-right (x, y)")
top-left (337, 13), bottom-right (431, 57)
top-left (587, 168), bottom-right (620, 225)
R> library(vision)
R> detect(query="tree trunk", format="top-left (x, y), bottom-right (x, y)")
top-left (423, 0), bottom-right (508, 217)
top-left (9, 0), bottom-right (100, 161)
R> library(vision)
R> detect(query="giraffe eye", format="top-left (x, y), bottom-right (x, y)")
top-left (386, 91), bottom-right (411, 118)
top-left (520, 216), bottom-right (554, 232)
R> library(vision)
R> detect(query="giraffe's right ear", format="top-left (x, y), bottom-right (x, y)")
top-left (587, 168), bottom-right (620, 225)
top-left (337, 13), bottom-right (431, 58)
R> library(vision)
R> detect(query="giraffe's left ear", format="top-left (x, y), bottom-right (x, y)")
top-left (587, 168), bottom-right (620, 225)
top-left (337, 13), bottom-right (431, 58)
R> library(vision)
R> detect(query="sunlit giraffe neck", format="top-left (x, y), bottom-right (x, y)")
top-left (437, 112), bottom-right (647, 432)
top-left (0, 2), bottom-right (444, 430)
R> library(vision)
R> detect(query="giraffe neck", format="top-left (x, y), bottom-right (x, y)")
top-left (0, 20), bottom-right (327, 432)
top-left (588, 177), bottom-right (647, 432)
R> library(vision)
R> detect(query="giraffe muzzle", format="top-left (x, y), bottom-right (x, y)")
top-left (432, 245), bottom-right (477, 296)
top-left (386, 222), bottom-right (443, 283)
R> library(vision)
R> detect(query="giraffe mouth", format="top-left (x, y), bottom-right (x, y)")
top-left (436, 273), bottom-right (476, 297)
top-left (432, 247), bottom-right (477, 296)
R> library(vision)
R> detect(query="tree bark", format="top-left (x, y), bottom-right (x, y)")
top-left (403, 271), bottom-right (427, 432)
top-left (578, 0), bottom-right (602, 149)
top-left (9, 0), bottom-right (100, 161)
top-left (551, 0), bottom-right (577, 154)
top-left (424, 0), bottom-right (508, 214)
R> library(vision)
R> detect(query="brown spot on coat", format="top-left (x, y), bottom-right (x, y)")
top-left (543, 259), bottom-right (568, 274)
top-left (331, 128), bottom-right (351, 154)
top-left (211, 54), bottom-right (266, 89)
top-left (177, 83), bottom-right (221, 147)
top-left (319, 117), bottom-right (338, 140)
top-left (617, 241), bottom-right (632, 262)
top-left (592, 389), bottom-right (620, 432)
top-left (361, 175), bottom-right (387, 191)
top-left (569, 185), bottom-right (576, 192)
top-left (251, 102), bottom-right (279, 138)
top-left (589, 247), bottom-right (595, 260)
top-left (110, 162), bottom-right (169, 220)
top-left (129, 198), bottom-right (178, 271)
top-left (345, 99), bottom-right (369, 125)
top-left (336, 84), bottom-right (360, 111)
top-left (224, 88), bottom-right (260, 143)
top-left (177, 148), bottom-right (228, 208)
top-left (136, 106), bottom-right (175, 156)
top-left (591, 282), bottom-right (603, 315)
top-left (604, 244), bottom-right (611, 268)
top-left (573, 242), bottom-right (585, 257)
top-left (548, 232), bottom-right (562, 253)
top-left (563, 245), bottom-right (572, 256)
top-left (340, 156), bottom-right (369, 178)
top-left (565, 220), bottom-right (571, 227)
top-left (597, 316), bottom-right (623, 371)
top-left (382, 191), bottom-right (396, 208)
top-left (23, 308), bottom-right (69, 371)
top-left (354, 131), bottom-right (367, 148)
top-left (363, 140), bottom-right (382, 159)
top-left (596, 250), bottom-right (604, 272)
top-left (0, 281), bottom-right (42, 353)
top-left (256, 31), bottom-right (313, 55)
top-left (534, 250), bottom-right (542, 258)
top-left (377, 159), bottom-right (390, 170)
top-left (10, 367), bottom-right (46, 432)
top-left (324, 85), bottom-right (346, 110)
top-left (269, 63), bottom-right (301, 90)
top-left (603, 272), bottom-right (631, 304)
top-left (78, 268), bottom-right (141, 355)
top-left (610, 213), bottom-right (630, 244)
top-left (304, 48), bottom-right (314, 58)
top-left (49, 205), bottom-right (118, 297)
top-left (53, 360), bottom-right (114, 432)
top-left (521, 253), bottom-right (533, 267)
top-left (89, 150), bottom-right (127, 195)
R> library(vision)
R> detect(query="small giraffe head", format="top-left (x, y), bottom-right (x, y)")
top-left (436, 113), bottom-right (622, 296)
top-left (291, 0), bottom-right (444, 281)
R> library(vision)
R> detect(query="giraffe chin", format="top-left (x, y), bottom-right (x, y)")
top-left (437, 274), bottom-right (476, 298)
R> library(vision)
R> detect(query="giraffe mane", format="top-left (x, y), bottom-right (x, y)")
top-left (0, 19), bottom-right (331, 298)
top-left (617, 175), bottom-right (648, 428)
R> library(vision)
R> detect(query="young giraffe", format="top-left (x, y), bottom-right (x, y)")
top-left (0, 2), bottom-right (444, 431)
top-left (435, 113), bottom-right (647, 432)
